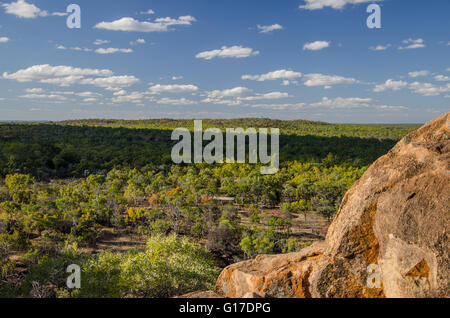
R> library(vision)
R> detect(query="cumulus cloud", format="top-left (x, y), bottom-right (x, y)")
top-left (369, 44), bottom-right (391, 51)
top-left (207, 87), bottom-right (253, 99)
top-left (2, 0), bottom-right (47, 18)
top-left (373, 79), bottom-right (408, 92)
top-left (299, 0), bottom-right (382, 10)
top-left (172, 76), bottom-right (183, 81)
top-left (3, 64), bottom-right (139, 90)
top-left (204, 87), bottom-right (290, 105)
top-left (196, 46), bottom-right (259, 60)
top-left (408, 70), bottom-right (430, 78)
top-left (398, 38), bottom-right (426, 50)
top-left (257, 24), bottom-right (283, 33)
top-left (242, 69), bottom-right (302, 82)
top-left (149, 84), bottom-right (199, 94)
top-left (94, 16), bottom-right (196, 32)
top-left (303, 73), bottom-right (358, 88)
top-left (0, 37), bottom-right (10, 43)
top-left (2, 0), bottom-right (65, 18)
top-left (95, 48), bottom-right (133, 54)
top-left (3, 64), bottom-right (113, 82)
top-left (373, 78), bottom-right (450, 96)
top-left (310, 97), bottom-right (372, 108)
top-left (409, 82), bottom-right (450, 96)
top-left (81, 76), bottom-right (139, 90)
top-left (303, 41), bottom-right (330, 51)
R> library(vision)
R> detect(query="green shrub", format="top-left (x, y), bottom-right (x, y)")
top-left (70, 234), bottom-right (219, 298)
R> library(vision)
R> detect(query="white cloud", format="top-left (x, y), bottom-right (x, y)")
top-left (156, 97), bottom-right (196, 105)
top-left (140, 9), bottom-right (155, 15)
top-left (303, 73), bottom-right (358, 88)
top-left (20, 93), bottom-right (67, 101)
top-left (303, 41), bottom-right (330, 51)
top-left (40, 75), bottom-right (84, 86)
top-left (93, 39), bottom-right (110, 45)
top-left (196, 46), bottom-right (259, 60)
top-left (281, 80), bottom-right (294, 86)
top-left (239, 92), bottom-right (290, 101)
top-left (398, 38), bottom-right (426, 50)
top-left (74, 47), bottom-right (92, 52)
top-left (82, 98), bottom-right (97, 103)
top-left (113, 90), bottom-right (127, 96)
top-left (373, 79), bottom-right (408, 92)
top-left (408, 70), bottom-right (429, 78)
top-left (2, 0), bottom-right (47, 18)
top-left (59, 46), bottom-right (92, 52)
top-left (408, 82), bottom-right (450, 96)
top-left (76, 91), bottom-right (103, 98)
top-left (94, 16), bottom-right (196, 32)
top-left (369, 44), bottom-right (391, 51)
top-left (95, 48), bottom-right (133, 54)
top-left (112, 91), bottom-right (144, 103)
top-left (81, 76), bottom-right (139, 90)
top-left (376, 105), bottom-right (408, 111)
top-left (299, 0), bottom-right (382, 10)
top-left (434, 75), bottom-right (450, 82)
top-left (257, 24), bottom-right (283, 33)
top-left (130, 38), bottom-right (146, 45)
top-left (242, 69), bottom-right (302, 82)
top-left (201, 98), bottom-right (244, 106)
top-left (207, 87), bottom-right (253, 99)
top-left (3, 64), bottom-right (113, 82)
top-left (310, 97), bottom-right (372, 108)
top-left (172, 76), bottom-right (183, 81)
top-left (375, 78), bottom-right (450, 96)
top-left (25, 87), bottom-right (43, 93)
top-left (3, 64), bottom-right (139, 90)
top-left (149, 84), bottom-right (198, 94)
top-left (0, 37), bottom-right (10, 43)
top-left (51, 12), bottom-right (67, 17)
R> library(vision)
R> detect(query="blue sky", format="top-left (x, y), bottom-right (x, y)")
top-left (0, 0), bottom-right (448, 123)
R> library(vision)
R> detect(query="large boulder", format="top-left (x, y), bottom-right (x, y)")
top-left (215, 112), bottom-right (449, 298)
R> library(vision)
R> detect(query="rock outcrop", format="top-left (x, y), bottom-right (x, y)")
top-left (213, 112), bottom-right (449, 298)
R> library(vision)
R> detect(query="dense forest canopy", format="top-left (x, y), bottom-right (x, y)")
top-left (0, 119), bottom-right (418, 179)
